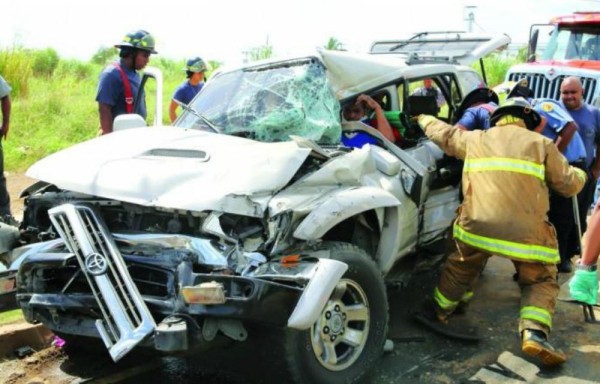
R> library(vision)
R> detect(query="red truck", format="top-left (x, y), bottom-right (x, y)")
top-left (506, 11), bottom-right (600, 106)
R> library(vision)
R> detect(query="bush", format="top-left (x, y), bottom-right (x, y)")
top-left (0, 49), bottom-right (32, 97)
top-left (31, 48), bottom-right (60, 77)
top-left (91, 46), bottom-right (118, 66)
top-left (55, 59), bottom-right (95, 80)
top-left (474, 50), bottom-right (527, 88)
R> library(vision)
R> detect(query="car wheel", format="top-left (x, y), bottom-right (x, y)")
top-left (285, 242), bottom-right (388, 384)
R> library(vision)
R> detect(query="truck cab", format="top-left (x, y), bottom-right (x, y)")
top-left (506, 12), bottom-right (600, 105)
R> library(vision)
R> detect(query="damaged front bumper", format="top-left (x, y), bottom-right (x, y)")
top-left (16, 203), bottom-right (346, 361)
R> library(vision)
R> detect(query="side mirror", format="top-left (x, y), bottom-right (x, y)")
top-left (113, 114), bottom-right (148, 131)
top-left (528, 29), bottom-right (539, 63)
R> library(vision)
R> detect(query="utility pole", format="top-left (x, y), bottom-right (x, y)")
top-left (464, 6), bottom-right (476, 33)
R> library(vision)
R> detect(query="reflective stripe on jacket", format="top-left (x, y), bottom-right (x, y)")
top-left (422, 118), bottom-right (587, 264)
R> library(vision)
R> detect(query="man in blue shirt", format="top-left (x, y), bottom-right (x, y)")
top-left (169, 56), bottom-right (207, 123)
top-left (532, 98), bottom-right (587, 272)
top-left (96, 30), bottom-right (157, 135)
top-left (560, 76), bottom-right (600, 237)
top-left (455, 87), bottom-right (499, 130)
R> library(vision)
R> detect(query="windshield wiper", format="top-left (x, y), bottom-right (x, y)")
top-left (175, 100), bottom-right (219, 133)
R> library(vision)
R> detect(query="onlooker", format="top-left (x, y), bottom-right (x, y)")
top-left (341, 94), bottom-right (398, 147)
top-left (96, 30), bottom-right (157, 135)
top-left (169, 56), bottom-right (207, 123)
top-left (569, 202), bottom-right (599, 305)
top-left (454, 87), bottom-right (498, 131)
top-left (412, 78), bottom-right (445, 111)
top-left (560, 76), bottom-right (600, 236)
top-left (0, 75), bottom-right (16, 225)
top-left (415, 97), bottom-right (586, 366)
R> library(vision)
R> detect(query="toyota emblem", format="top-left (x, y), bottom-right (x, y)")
top-left (85, 253), bottom-right (108, 275)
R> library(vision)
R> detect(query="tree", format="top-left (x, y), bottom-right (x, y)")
top-left (324, 37), bottom-right (344, 51)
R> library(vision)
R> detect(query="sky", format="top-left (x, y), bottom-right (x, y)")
top-left (1, 0), bottom-right (599, 66)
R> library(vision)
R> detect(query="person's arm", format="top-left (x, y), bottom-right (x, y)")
top-left (418, 114), bottom-right (468, 159)
top-left (455, 109), bottom-right (476, 131)
top-left (357, 94), bottom-right (395, 142)
top-left (582, 204), bottom-right (600, 266)
top-left (569, 202), bottom-right (599, 305)
top-left (169, 100), bottom-right (179, 123)
top-left (555, 121), bottom-right (576, 154)
top-left (98, 103), bottom-right (113, 135)
top-left (592, 142), bottom-right (600, 180)
top-left (544, 140), bottom-right (587, 197)
top-left (0, 95), bottom-right (10, 139)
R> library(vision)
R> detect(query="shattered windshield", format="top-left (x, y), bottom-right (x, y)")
top-left (176, 58), bottom-right (342, 144)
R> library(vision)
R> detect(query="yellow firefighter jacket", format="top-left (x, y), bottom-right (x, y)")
top-left (419, 117), bottom-right (587, 264)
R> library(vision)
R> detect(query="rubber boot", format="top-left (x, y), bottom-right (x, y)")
top-left (412, 300), bottom-right (480, 341)
top-left (521, 329), bottom-right (567, 366)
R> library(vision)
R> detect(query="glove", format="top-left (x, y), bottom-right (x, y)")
top-left (569, 269), bottom-right (599, 306)
top-left (417, 114), bottom-right (437, 130)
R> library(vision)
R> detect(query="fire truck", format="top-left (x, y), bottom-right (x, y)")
top-left (506, 12), bottom-right (600, 106)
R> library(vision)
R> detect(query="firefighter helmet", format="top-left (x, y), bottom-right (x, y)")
top-left (493, 79), bottom-right (533, 104)
top-left (184, 57), bottom-right (207, 73)
top-left (490, 97), bottom-right (542, 130)
top-left (115, 30), bottom-right (157, 54)
top-left (455, 87), bottom-right (499, 121)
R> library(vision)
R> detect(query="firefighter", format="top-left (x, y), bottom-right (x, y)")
top-left (454, 87), bottom-right (499, 131)
top-left (496, 80), bottom-right (587, 273)
top-left (169, 56), bottom-right (207, 123)
top-left (493, 78), bottom-right (534, 104)
top-left (414, 97), bottom-right (587, 366)
top-left (96, 30), bottom-right (158, 135)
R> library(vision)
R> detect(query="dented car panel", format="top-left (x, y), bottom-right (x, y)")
top-left (26, 129), bottom-right (312, 216)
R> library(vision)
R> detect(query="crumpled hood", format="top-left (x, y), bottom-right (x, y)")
top-left (26, 127), bottom-right (311, 215)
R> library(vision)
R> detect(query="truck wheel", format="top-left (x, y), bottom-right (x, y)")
top-left (285, 242), bottom-right (388, 384)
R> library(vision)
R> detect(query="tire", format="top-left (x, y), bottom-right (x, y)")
top-left (285, 242), bottom-right (389, 384)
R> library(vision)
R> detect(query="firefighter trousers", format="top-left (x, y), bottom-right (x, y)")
top-left (434, 241), bottom-right (559, 337)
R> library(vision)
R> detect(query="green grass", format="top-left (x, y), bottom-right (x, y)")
top-left (0, 308), bottom-right (24, 324)
top-left (1, 48), bottom-right (195, 172)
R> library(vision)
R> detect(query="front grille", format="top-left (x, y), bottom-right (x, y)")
top-left (507, 72), bottom-right (597, 105)
top-left (129, 265), bottom-right (171, 298)
top-left (48, 204), bottom-right (156, 361)
top-left (34, 263), bottom-right (171, 298)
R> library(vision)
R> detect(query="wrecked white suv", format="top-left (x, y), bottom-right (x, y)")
top-left (11, 33), bottom-right (508, 384)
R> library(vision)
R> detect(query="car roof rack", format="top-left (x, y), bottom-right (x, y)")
top-left (405, 53), bottom-right (456, 65)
